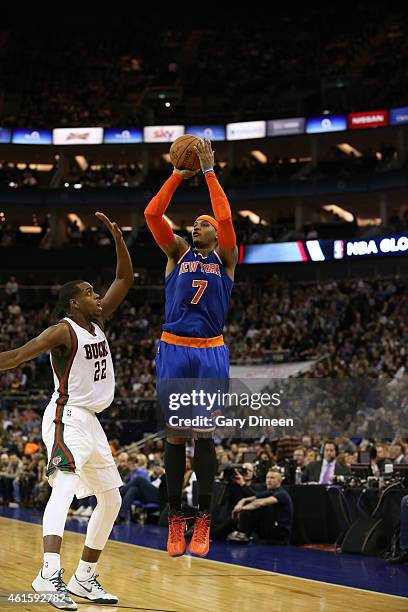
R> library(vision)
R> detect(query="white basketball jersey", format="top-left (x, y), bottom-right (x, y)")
top-left (49, 317), bottom-right (115, 414)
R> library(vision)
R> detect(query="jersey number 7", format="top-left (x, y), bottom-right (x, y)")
top-left (191, 280), bottom-right (208, 304)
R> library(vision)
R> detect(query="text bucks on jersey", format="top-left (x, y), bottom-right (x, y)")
top-left (49, 317), bottom-right (115, 413)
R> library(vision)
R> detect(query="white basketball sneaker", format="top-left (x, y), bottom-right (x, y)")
top-left (32, 569), bottom-right (77, 610)
top-left (67, 573), bottom-right (118, 604)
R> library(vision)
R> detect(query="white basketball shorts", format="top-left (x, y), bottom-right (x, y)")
top-left (42, 401), bottom-right (123, 499)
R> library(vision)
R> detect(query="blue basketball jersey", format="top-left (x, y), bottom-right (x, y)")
top-left (163, 247), bottom-right (233, 338)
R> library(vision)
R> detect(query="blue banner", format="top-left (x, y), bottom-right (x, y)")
top-left (334, 235), bottom-right (408, 259)
top-left (240, 235), bottom-right (408, 264)
top-left (305, 115), bottom-right (347, 134)
top-left (389, 107), bottom-right (408, 126)
top-left (185, 125), bottom-right (226, 141)
top-left (0, 128), bottom-right (12, 144)
top-left (242, 243), bottom-right (307, 264)
top-left (12, 129), bottom-right (52, 145)
top-left (103, 128), bottom-right (143, 144)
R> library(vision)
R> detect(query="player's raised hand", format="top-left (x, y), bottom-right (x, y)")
top-left (95, 212), bottom-right (123, 241)
top-left (194, 138), bottom-right (215, 172)
top-left (172, 168), bottom-right (199, 180)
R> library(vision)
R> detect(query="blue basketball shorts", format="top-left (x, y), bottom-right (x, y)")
top-left (155, 335), bottom-right (229, 432)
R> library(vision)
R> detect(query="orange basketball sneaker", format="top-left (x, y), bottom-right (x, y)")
top-left (167, 511), bottom-right (187, 557)
top-left (189, 511), bottom-right (211, 557)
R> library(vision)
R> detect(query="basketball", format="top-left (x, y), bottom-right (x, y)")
top-left (169, 134), bottom-right (201, 171)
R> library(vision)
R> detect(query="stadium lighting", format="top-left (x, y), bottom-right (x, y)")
top-left (12, 162), bottom-right (53, 171)
top-left (75, 156), bottom-right (89, 171)
top-left (250, 150), bottom-right (268, 164)
top-left (356, 217), bottom-right (382, 227)
top-left (67, 213), bottom-right (85, 230)
top-left (323, 204), bottom-right (381, 227)
top-left (337, 143), bottom-right (363, 157)
top-left (323, 204), bottom-right (354, 222)
top-left (19, 226), bottom-right (42, 234)
top-left (238, 210), bottom-right (268, 225)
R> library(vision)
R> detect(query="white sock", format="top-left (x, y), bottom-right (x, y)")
top-left (76, 559), bottom-right (97, 581)
top-left (42, 552), bottom-right (60, 578)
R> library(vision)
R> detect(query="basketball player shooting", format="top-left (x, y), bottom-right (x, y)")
top-left (144, 138), bottom-right (238, 557)
top-left (0, 213), bottom-right (133, 609)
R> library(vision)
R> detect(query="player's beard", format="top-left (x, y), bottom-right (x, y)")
top-left (193, 238), bottom-right (205, 249)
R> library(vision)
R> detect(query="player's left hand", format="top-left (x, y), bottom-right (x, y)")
top-left (95, 212), bottom-right (123, 241)
top-left (172, 168), bottom-right (200, 180)
top-left (194, 138), bottom-right (215, 172)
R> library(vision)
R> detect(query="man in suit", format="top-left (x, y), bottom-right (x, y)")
top-left (375, 444), bottom-right (393, 474)
top-left (302, 440), bottom-right (351, 484)
top-left (293, 447), bottom-right (307, 476)
top-left (390, 443), bottom-right (408, 465)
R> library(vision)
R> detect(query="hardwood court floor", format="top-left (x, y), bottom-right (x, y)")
top-left (0, 517), bottom-right (406, 612)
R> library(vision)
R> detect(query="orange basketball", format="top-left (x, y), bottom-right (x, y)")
top-left (169, 134), bottom-right (201, 171)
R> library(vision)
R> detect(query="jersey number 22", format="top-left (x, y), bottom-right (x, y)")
top-left (94, 359), bottom-right (107, 382)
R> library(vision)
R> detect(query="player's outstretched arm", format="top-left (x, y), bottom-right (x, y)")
top-left (95, 212), bottom-right (134, 320)
top-left (0, 323), bottom-right (70, 372)
top-left (194, 139), bottom-right (238, 275)
top-left (144, 169), bottom-right (196, 262)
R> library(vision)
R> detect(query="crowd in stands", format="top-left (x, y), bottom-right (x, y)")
top-left (65, 163), bottom-right (144, 188)
top-left (1, 431), bottom-right (406, 545)
top-left (1, 421), bottom-right (407, 536)
top-left (0, 276), bottom-right (406, 438)
top-left (64, 218), bottom-right (128, 249)
top-left (0, 163), bottom-right (43, 188)
top-left (3, 210), bottom-right (406, 250)
top-left (1, 142), bottom-right (407, 247)
top-left (182, 7), bottom-right (406, 120)
top-left (1, 7), bottom-right (407, 125)
top-left (0, 18), bottom-right (185, 128)
top-left (225, 277), bottom-right (408, 375)
top-left (1, 142), bottom-right (404, 192)
top-left (63, 200), bottom-right (406, 246)
top-left (0, 274), bottom-right (407, 543)
top-left (1, 276), bottom-right (407, 382)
